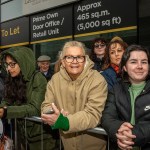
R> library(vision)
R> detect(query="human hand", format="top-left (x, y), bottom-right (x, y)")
top-left (41, 103), bottom-right (60, 125)
top-left (61, 109), bottom-right (69, 116)
top-left (118, 122), bottom-right (133, 132)
top-left (116, 130), bottom-right (135, 150)
top-left (116, 122), bottom-right (136, 150)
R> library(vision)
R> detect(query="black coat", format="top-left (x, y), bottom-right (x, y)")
top-left (92, 57), bottom-right (104, 72)
top-left (40, 67), bottom-right (53, 81)
top-left (102, 80), bottom-right (150, 150)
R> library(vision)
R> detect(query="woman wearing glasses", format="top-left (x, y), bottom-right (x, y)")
top-left (41, 41), bottom-right (108, 150)
top-left (101, 36), bottom-right (128, 90)
top-left (89, 37), bottom-right (107, 72)
top-left (0, 47), bottom-right (56, 150)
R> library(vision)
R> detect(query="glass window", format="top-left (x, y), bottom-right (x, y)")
top-left (32, 38), bottom-right (72, 68)
top-left (75, 29), bottom-right (137, 55)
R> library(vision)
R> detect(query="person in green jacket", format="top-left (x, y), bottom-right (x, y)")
top-left (0, 46), bottom-right (56, 150)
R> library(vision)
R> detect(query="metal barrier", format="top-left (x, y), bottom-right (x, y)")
top-left (88, 127), bottom-right (109, 150)
top-left (10, 117), bottom-right (109, 150)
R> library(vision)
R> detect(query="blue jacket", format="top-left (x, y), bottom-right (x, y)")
top-left (101, 66), bottom-right (121, 90)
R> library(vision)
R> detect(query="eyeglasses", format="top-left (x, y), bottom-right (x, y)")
top-left (94, 44), bottom-right (106, 48)
top-left (63, 56), bottom-right (85, 63)
top-left (4, 62), bottom-right (17, 68)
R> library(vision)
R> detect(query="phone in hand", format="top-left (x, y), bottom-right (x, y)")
top-left (44, 109), bottom-right (54, 114)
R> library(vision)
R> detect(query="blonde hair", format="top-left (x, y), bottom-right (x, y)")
top-left (54, 51), bottom-right (62, 73)
top-left (61, 41), bottom-right (86, 59)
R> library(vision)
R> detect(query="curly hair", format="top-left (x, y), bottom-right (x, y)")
top-left (89, 37), bottom-right (108, 61)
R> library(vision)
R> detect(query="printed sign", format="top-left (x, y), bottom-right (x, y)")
top-left (0, 17), bottom-right (29, 48)
top-left (74, 0), bottom-right (137, 35)
top-left (23, 0), bottom-right (79, 15)
top-left (30, 5), bottom-right (72, 43)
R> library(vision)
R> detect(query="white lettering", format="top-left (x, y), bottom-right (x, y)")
top-left (32, 16), bottom-right (45, 23)
top-left (45, 21), bottom-right (60, 27)
top-left (47, 13), bottom-right (58, 19)
top-left (33, 30), bottom-right (47, 38)
top-left (33, 24), bottom-right (44, 30)
top-left (77, 1), bottom-right (102, 12)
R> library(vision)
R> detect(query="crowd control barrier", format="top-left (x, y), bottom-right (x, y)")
top-left (3, 117), bottom-right (109, 150)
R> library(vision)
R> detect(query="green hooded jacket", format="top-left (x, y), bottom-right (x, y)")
top-left (0, 46), bottom-right (55, 149)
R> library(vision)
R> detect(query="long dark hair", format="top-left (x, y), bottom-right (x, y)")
top-left (121, 44), bottom-right (150, 81)
top-left (4, 55), bottom-right (27, 105)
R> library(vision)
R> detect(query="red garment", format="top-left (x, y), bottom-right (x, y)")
top-left (111, 63), bottom-right (120, 74)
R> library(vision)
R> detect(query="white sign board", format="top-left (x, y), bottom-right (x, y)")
top-left (23, 0), bottom-right (79, 15)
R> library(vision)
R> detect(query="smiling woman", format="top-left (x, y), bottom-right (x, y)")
top-left (102, 45), bottom-right (150, 150)
top-left (41, 41), bottom-right (108, 150)
top-left (61, 46), bottom-right (86, 80)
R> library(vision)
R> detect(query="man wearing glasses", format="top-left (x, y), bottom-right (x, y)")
top-left (41, 41), bottom-right (108, 150)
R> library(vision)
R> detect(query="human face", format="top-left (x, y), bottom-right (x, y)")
top-left (123, 51), bottom-right (149, 84)
top-left (109, 43), bottom-right (124, 66)
top-left (38, 61), bottom-right (50, 73)
top-left (5, 55), bottom-right (21, 77)
top-left (94, 41), bottom-right (106, 58)
top-left (62, 46), bottom-right (85, 80)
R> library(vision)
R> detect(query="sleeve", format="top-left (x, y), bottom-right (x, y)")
top-left (101, 88), bottom-right (124, 142)
top-left (6, 73), bottom-right (47, 119)
top-left (132, 122), bottom-right (150, 146)
top-left (66, 74), bottom-right (108, 133)
top-left (101, 71), bottom-right (114, 90)
top-left (41, 78), bottom-right (55, 113)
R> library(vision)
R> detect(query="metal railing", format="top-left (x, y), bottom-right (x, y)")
top-left (7, 117), bottom-right (109, 150)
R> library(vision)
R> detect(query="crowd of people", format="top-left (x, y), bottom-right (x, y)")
top-left (0, 37), bottom-right (149, 150)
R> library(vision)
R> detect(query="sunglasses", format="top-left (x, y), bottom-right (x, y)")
top-left (94, 44), bottom-right (106, 48)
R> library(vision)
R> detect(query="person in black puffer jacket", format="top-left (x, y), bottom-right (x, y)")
top-left (102, 44), bottom-right (150, 150)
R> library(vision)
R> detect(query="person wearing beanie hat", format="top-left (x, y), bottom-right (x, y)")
top-left (37, 55), bottom-right (53, 81)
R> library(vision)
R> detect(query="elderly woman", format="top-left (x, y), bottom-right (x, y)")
top-left (41, 41), bottom-right (108, 150)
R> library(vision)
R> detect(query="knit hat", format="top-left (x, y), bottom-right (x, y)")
top-left (37, 55), bottom-right (51, 62)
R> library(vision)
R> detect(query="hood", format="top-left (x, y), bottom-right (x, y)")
top-left (1, 46), bottom-right (36, 81)
top-left (60, 55), bottom-right (94, 81)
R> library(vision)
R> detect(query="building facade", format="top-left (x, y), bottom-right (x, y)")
top-left (0, 0), bottom-right (149, 63)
